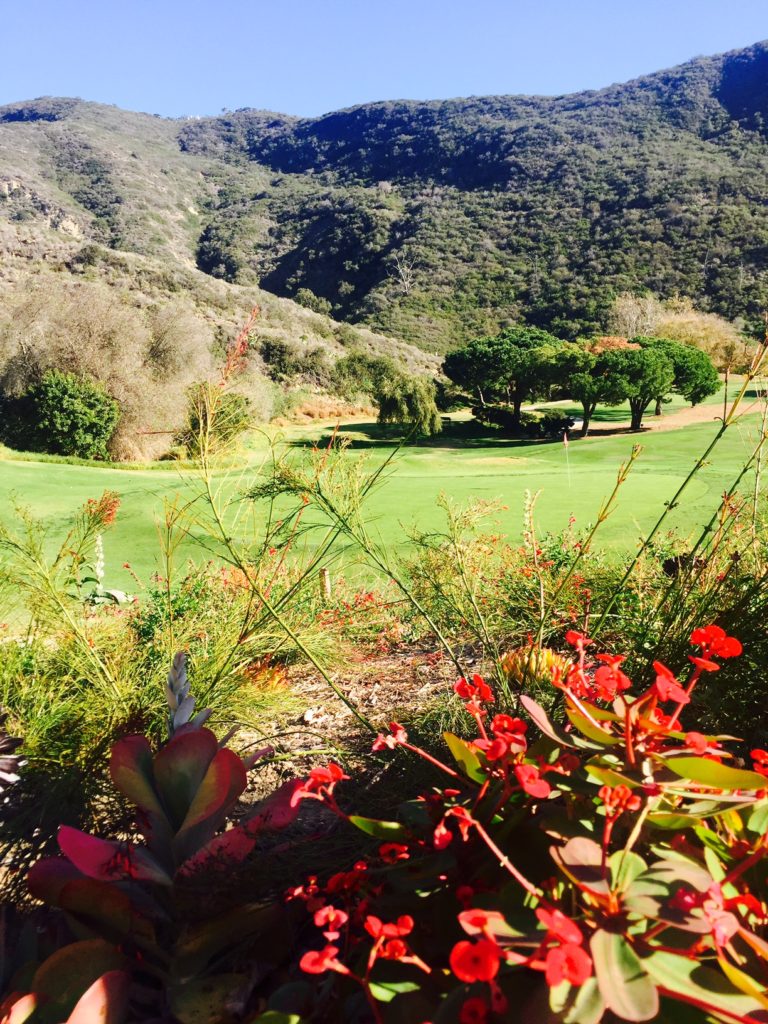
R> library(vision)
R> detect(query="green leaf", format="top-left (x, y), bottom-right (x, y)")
top-left (65, 971), bottom-right (130, 1024)
top-left (746, 801), bottom-right (768, 835)
top-left (645, 951), bottom-right (766, 1020)
top-left (443, 732), bottom-right (485, 782)
top-left (250, 1015), bottom-right (302, 1024)
top-left (586, 764), bottom-right (640, 789)
top-left (520, 694), bottom-right (576, 747)
top-left (563, 978), bottom-right (605, 1024)
top-left (348, 816), bottom-right (409, 840)
top-left (169, 975), bottom-right (246, 1024)
top-left (154, 729), bottom-right (220, 830)
top-left (31, 941), bottom-right (127, 1024)
top-left (609, 850), bottom-right (646, 891)
top-left (368, 980), bottom-right (421, 1003)
top-left (664, 757), bottom-right (768, 791)
top-left (566, 708), bottom-right (620, 745)
top-left (551, 836), bottom-right (610, 895)
top-left (590, 930), bottom-right (659, 1022)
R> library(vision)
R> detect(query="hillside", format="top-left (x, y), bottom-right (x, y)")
top-left (1, 41), bottom-right (768, 353)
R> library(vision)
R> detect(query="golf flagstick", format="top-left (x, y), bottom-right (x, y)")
top-left (563, 430), bottom-right (571, 488)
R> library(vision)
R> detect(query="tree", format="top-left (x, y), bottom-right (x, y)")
top-left (332, 352), bottom-right (441, 435)
top-left (596, 348), bottom-right (675, 430)
top-left (443, 326), bottom-right (565, 425)
top-left (20, 370), bottom-right (120, 459)
top-left (553, 344), bottom-right (634, 436)
top-left (376, 375), bottom-right (442, 436)
top-left (607, 293), bottom-right (664, 339)
top-left (635, 337), bottom-right (720, 414)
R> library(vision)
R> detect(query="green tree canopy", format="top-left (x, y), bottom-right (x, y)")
top-left (596, 347), bottom-right (676, 430)
top-left (634, 336), bottom-right (721, 408)
top-left (443, 325), bottom-right (565, 424)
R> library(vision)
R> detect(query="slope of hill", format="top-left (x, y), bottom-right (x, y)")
top-left (1, 40), bottom-right (768, 354)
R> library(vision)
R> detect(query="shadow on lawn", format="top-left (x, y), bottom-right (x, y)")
top-left (287, 419), bottom-right (544, 451)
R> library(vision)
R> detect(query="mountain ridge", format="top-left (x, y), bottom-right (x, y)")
top-left (1, 40), bottom-right (768, 351)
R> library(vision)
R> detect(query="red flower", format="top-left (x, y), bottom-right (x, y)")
top-left (475, 736), bottom-right (510, 761)
top-left (300, 944), bottom-right (348, 975)
top-left (690, 624), bottom-right (742, 659)
top-left (544, 942), bottom-right (592, 987)
top-left (379, 937), bottom-right (409, 960)
top-left (449, 939), bottom-right (501, 983)
top-left (515, 763), bottom-right (552, 799)
top-left (379, 842), bottom-right (409, 863)
top-left (653, 662), bottom-right (690, 704)
top-left (455, 675), bottom-right (494, 703)
top-left (372, 721), bottom-right (408, 751)
top-left (565, 630), bottom-right (593, 650)
top-left (536, 907), bottom-right (583, 945)
top-left (688, 655), bottom-right (720, 673)
top-left (364, 914), bottom-right (414, 939)
top-left (599, 784), bottom-right (642, 817)
top-left (314, 905), bottom-right (348, 940)
top-left (458, 908), bottom-right (509, 936)
top-left (491, 714), bottom-right (527, 737)
top-left (593, 654), bottom-right (632, 699)
top-left (459, 997), bottom-right (489, 1024)
top-left (684, 731), bottom-right (709, 754)
top-left (291, 762), bottom-right (349, 805)
top-left (751, 749), bottom-right (768, 778)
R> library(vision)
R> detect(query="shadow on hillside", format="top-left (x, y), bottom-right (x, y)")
top-left (287, 419), bottom-right (546, 451)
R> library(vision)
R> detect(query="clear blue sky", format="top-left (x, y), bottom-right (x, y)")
top-left (1, 0), bottom-right (766, 118)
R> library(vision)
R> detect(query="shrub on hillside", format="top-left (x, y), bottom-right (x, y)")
top-left (175, 382), bottom-right (252, 455)
top-left (6, 370), bottom-right (120, 459)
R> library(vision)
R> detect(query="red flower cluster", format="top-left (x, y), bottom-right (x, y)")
top-left (690, 624), bottom-right (742, 659)
top-left (291, 762), bottom-right (349, 807)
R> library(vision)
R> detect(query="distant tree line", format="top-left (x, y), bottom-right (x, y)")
top-left (442, 326), bottom-right (721, 436)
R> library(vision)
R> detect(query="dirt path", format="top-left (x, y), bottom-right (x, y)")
top-left (585, 397), bottom-right (765, 436)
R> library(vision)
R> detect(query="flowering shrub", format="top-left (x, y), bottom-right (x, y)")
top-left (274, 624), bottom-right (768, 1023)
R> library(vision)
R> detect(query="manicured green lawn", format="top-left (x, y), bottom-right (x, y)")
top-left (0, 408), bottom-right (763, 595)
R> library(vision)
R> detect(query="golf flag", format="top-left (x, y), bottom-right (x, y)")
top-left (563, 431), bottom-right (569, 447)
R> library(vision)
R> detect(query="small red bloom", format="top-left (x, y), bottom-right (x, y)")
top-left (313, 905), bottom-right (348, 940)
top-left (690, 624), bottom-right (742, 659)
top-left (599, 784), bottom-right (642, 817)
top-left (751, 749), bottom-right (768, 778)
top-left (459, 997), bottom-right (489, 1024)
top-left (291, 762), bottom-right (349, 805)
top-left (379, 842), bottom-right (410, 863)
top-left (565, 630), bottom-right (593, 650)
top-left (300, 945), bottom-right (348, 975)
top-left (372, 721), bottom-right (408, 751)
top-left (653, 662), bottom-right (690, 704)
top-left (684, 731), bottom-right (709, 754)
top-left (593, 654), bottom-right (632, 700)
top-left (536, 907), bottom-right (583, 945)
top-left (515, 763), bottom-right (552, 799)
top-left (364, 914), bottom-right (414, 939)
top-left (688, 655), bottom-right (720, 673)
top-left (449, 939), bottom-right (501, 983)
top-left (455, 674), bottom-right (494, 703)
top-left (544, 942), bottom-right (592, 987)
top-left (491, 714), bottom-right (527, 737)
top-left (458, 908), bottom-right (509, 936)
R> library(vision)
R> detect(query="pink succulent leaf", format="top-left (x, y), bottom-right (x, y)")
top-left (58, 826), bottom-right (172, 885)
top-left (65, 970), bottom-right (130, 1024)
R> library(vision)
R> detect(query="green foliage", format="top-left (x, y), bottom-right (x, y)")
top-left (293, 287), bottom-right (333, 316)
top-left (443, 326), bottom-right (565, 422)
top-left (595, 347), bottom-right (676, 429)
top-left (333, 352), bottom-right (441, 435)
top-left (176, 382), bottom-right (251, 455)
top-left (635, 336), bottom-right (721, 405)
top-left (12, 370), bottom-right (120, 460)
